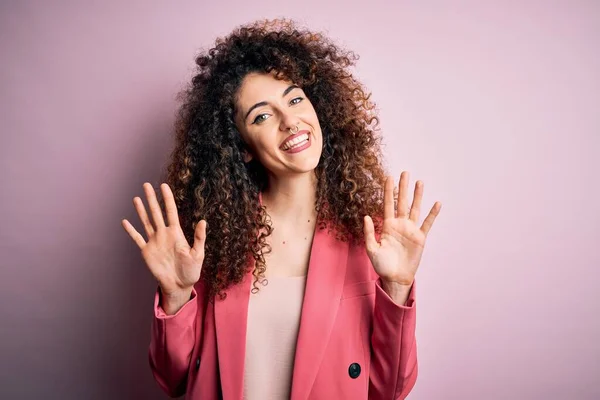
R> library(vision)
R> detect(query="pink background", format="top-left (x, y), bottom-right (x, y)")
top-left (1, 1), bottom-right (598, 399)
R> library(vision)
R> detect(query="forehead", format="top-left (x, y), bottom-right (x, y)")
top-left (236, 72), bottom-right (294, 106)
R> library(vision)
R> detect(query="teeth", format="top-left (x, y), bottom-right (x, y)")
top-left (282, 133), bottom-right (309, 150)
top-left (284, 138), bottom-right (308, 150)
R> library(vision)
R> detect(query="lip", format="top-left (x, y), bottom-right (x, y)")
top-left (284, 134), bottom-right (311, 154)
top-left (279, 130), bottom-right (310, 150)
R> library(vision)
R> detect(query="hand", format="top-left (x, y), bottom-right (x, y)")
top-left (363, 171), bottom-right (441, 286)
top-left (121, 182), bottom-right (207, 298)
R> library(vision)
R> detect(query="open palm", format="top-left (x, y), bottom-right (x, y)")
top-left (364, 171), bottom-right (441, 285)
top-left (121, 182), bottom-right (207, 297)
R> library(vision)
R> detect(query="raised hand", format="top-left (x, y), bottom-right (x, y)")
top-left (363, 171), bottom-right (441, 286)
top-left (121, 183), bottom-right (207, 301)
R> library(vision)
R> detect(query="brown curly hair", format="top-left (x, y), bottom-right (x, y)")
top-left (161, 18), bottom-right (388, 300)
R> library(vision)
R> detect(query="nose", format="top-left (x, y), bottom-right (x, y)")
top-left (279, 109), bottom-right (301, 133)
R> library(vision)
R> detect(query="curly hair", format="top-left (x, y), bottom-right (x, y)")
top-left (161, 18), bottom-right (389, 300)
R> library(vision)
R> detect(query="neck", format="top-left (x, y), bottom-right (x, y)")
top-left (261, 171), bottom-right (318, 224)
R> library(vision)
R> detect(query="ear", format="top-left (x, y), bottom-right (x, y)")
top-left (242, 149), bottom-right (253, 163)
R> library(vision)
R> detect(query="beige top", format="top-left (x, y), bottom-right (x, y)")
top-left (243, 275), bottom-right (307, 400)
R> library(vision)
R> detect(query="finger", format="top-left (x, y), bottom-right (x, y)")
top-left (396, 171), bottom-right (410, 218)
top-left (409, 180), bottom-right (423, 222)
top-left (121, 219), bottom-right (147, 249)
top-left (191, 220), bottom-right (208, 260)
top-left (144, 182), bottom-right (166, 229)
top-left (384, 176), bottom-right (395, 219)
top-left (363, 215), bottom-right (379, 253)
top-left (161, 183), bottom-right (181, 228)
top-left (420, 202), bottom-right (442, 235)
top-left (133, 196), bottom-right (155, 238)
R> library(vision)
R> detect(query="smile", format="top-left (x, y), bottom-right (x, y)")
top-left (280, 132), bottom-right (311, 153)
top-left (281, 133), bottom-right (309, 150)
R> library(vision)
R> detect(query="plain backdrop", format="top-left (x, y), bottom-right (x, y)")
top-left (1, 1), bottom-right (598, 399)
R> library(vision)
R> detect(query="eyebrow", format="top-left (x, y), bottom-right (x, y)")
top-left (243, 84), bottom-right (300, 122)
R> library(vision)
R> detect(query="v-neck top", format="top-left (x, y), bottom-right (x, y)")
top-left (242, 275), bottom-right (307, 400)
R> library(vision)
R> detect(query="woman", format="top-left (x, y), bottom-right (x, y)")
top-left (122, 18), bottom-right (441, 400)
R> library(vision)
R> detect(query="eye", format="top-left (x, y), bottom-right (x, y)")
top-left (290, 96), bottom-right (304, 105)
top-left (252, 113), bottom-right (270, 124)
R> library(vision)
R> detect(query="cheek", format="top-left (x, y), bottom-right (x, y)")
top-left (307, 108), bottom-right (321, 129)
top-left (248, 133), bottom-right (278, 158)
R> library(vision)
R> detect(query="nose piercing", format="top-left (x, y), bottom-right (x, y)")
top-left (289, 125), bottom-right (299, 134)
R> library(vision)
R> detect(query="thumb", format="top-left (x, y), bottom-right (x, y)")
top-left (363, 215), bottom-right (379, 254)
top-left (191, 220), bottom-right (207, 260)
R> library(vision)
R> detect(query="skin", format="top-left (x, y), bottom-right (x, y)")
top-left (121, 71), bottom-right (442, 313)
top-left (233, 71), bottom-right (324, 278)
top-left (364, 172), bottom-right (442, 304)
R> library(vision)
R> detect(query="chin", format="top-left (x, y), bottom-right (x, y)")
top-left (267, 157), bottom-right (320, 177)
top-left (293, 154), bottom-right (321, 172)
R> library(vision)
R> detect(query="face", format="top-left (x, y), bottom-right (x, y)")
top-left (234, 71), bottom-right (323, 178)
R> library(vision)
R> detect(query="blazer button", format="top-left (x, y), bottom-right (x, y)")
top-left (195, 357), bottom-right (200, 370)
top-left (348, 362), bottom-right (361, 379)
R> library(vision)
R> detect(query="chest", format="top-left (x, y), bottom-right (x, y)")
top-left (188, 237), bottom-right (381, 400)
top-left (263, 221), bottom-right (317, 277)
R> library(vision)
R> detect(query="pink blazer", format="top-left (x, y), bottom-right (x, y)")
top-left (149, 221), bottom-right (418, 400)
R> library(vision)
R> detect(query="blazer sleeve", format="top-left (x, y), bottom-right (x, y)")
top-left (148, 283), bottom-right (203, 398)
top-left (369, 278), bottom-right (418, 400)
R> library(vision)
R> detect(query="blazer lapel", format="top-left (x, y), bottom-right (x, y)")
top-left (290, 223), bottom-right (349, 400)
top-left (214, 193), bottom-right (265, 399)
top-left (214, 265), bottom-right (253, 400)
top-left (215, 192), bottom-right (349, 400)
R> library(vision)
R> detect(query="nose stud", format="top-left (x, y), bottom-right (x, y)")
top-left (289, 125), bottom-right (299, 134)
